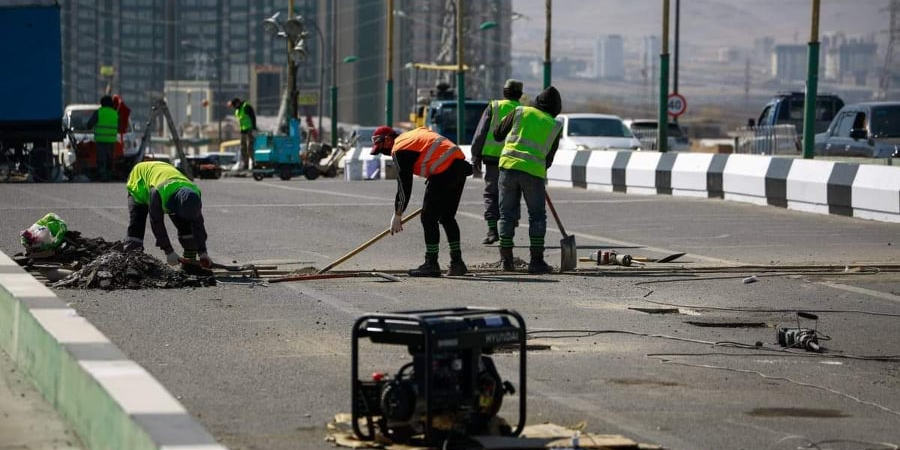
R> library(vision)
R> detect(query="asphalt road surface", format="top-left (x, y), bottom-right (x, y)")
top-left (1, 177), bottom-right (898, 450)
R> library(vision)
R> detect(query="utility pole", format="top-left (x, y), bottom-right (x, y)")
top-left (386, 0), bottom-right (394, 126)
top-left (543, 0), bottom-right (552, 89)
top-left (672, 0), bottom-right (680, 123)
top-left (287, 0), bottom-right (298, 120)
top-left (658, 0), bottom-right (670, 153)
top-left (330, 1), bottom-right (337, 147)
top-left (801, 0), bottom-right (820, 159)
top-left (456, 0), bottom-right (465, 145)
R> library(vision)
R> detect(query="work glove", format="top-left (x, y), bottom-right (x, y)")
top-left (165, 252), bottom-right (180, 267)
top-left (198, 252), bottom-right (212, 269)
top-left (390, 213), bottom-right (403, 235)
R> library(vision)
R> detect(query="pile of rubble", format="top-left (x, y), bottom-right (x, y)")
top-left (16, 230), bottom-right (214, 290)
top-left (51, 248), bottom-right (214, 289)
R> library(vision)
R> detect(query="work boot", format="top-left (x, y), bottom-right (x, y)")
top-left (482, 228), bottom-right (499, 245)
top-left (447, 259), bottom-right (468, 276)
top-left (409, 254), bottom-right (441, 277)
top-left (499, 247), bottom-right (515, 272)
top-left (527, 248), bottom-right (553, 274)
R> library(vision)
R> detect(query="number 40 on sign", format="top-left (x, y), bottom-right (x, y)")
top-left (667, 93), bottom-right (687, 118)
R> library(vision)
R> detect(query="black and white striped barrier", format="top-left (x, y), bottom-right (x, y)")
top-left (546, 150), bottom-right (899, 223)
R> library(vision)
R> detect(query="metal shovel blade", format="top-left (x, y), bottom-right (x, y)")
top-left (560, 234), bottom-right (577, 272)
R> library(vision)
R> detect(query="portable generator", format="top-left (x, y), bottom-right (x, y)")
top-left (776, 311), bottom-right (822, 352)
top-left (351, 307), bottom-right (526, 445)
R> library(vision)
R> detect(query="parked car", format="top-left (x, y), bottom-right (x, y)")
top-left (814, 102), bottom-right (900, 158)
top-left (555, 113), bottom-right (643, 151)
top-left (174, 152), bottom-right (238, 179)
top-left (623, 119), bottom-right (690, 151)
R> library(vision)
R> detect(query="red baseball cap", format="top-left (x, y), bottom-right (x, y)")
top-left (370, 126), bottom-right (396, 154)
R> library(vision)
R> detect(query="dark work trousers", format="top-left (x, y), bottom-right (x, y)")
top-left (498, 169), bottom-right (547, 242)
top-left (482, 162), bottom-right (500, 222)
top-left (240, 131), bottom-right (255, 169)
top-left (421, 161), bottom-right (468, 248)
top-left (127, 194), bottom-right (197, 253)
top-left (96, 141), bottom-right (114, 181)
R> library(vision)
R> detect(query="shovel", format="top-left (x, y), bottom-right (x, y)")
top-left (545, 192), bottom-right (577, 272)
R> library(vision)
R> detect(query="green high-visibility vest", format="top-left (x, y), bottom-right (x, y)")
top-left (499, 106), bottom-right (562, 179)
top-left (235, 101), bottom-right (253, 132)
top-left (126, 161), bottom-right (200, 213)
top-left (94, 106), bottom-right (119, 143)
top-left (482, 99), bottom-right (520, 158)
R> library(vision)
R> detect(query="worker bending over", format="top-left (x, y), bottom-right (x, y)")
top-left (370, 126), bottom-right (473, 277)
top-left (123, 161), bottom-right (212, 269)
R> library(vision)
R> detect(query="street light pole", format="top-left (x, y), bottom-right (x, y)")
top-left (386, 0), bottom-right (394, 126)
top-left (543, 0), bottom-right (552, 89)
top-left (331, 2), bottom-right (338, 147)
top-left (287, 0), bottom-right (298, 120)
top-left (802, 0), bottom-right (821, 159)
top-left (304, 19), bottom-right (326, 142)
top-left (456, 0), bottom-right (465, 145)
top-left (658, 0), bottom-right (670, 153)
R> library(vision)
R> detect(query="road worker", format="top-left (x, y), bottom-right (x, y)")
top-left (492, 86), bottom-right (563, 274)
top-left (370, 126), bottom-right (473, 277)
top-left (85, 95), bottom-right (120, 182)
top-left (123, 161), bottom-right (212, 269)
top-left (228, 98), bottom-right (257, 170)
top-left (470, 79), bottom-right (524, 245)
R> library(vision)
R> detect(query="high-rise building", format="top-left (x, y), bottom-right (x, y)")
top-left (594, 35), bottom-right (624, 80)
top-left (59, 0), bottom-right (512, 136)
top-left (772, 44), bottom-right (808, 82)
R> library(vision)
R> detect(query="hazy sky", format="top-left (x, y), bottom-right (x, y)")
top-left (511, 0), bottom-right (889, 57)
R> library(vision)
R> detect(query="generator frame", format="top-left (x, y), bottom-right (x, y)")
top-left (351, 307), bottom-right (527, 444)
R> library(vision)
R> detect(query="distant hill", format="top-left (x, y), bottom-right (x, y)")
top-left (511, 0), bottom-right (888, 55)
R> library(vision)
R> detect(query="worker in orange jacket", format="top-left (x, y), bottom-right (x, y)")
top-left (369, 126), bottom-right (473, 277)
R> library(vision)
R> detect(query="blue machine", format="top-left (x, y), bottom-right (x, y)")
top-left (252, 118), bottom-right (308, 181)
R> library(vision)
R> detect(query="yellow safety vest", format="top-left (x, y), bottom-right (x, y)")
top-left (482, 99), bottom-right (520, 158)
top-left (499, 107), bottom-right (562, 179)
top-left (126, 161), bottom-right (200, 213)
top-left (94, 106), bottom-right (119, 143)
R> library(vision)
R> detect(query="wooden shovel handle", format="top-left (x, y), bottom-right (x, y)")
top-left (317, 208), bottom-right (423, 274)
top-left (544, 192), bottom-right (568, 237)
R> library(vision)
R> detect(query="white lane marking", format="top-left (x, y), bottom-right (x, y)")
top-left (817, 281), bottom-right (900, 303)
top-left (455, 210), bottom-right (739, 266)
top-left (236, 181), bottom-right (387, 201)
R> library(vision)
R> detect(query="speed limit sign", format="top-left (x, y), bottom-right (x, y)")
top-left (667, 93), bottom-right (687, 117)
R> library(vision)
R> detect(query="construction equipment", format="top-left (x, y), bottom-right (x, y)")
top-left (317, 208), bottom-right (423, 274)
top-left (776, 312), bottom-right (823, 352)
top-left (134, 99), bottom-right (193, 180)
top-left (352, 307), bottom-right (526, 446)
top-left (544, 192), bottom-right (577, 272)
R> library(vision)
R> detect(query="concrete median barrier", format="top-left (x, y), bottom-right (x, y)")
top-left (0, 250), bottom-right (226, 450)
top-left (542, 150), bottom-right (900, 223)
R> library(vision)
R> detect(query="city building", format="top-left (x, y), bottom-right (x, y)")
top-left (60, 0), bottom-right (512, 138)
top-left (771, 44), bottom-right (807, 83)
top-left (594, 35), bottom-right (625, 80)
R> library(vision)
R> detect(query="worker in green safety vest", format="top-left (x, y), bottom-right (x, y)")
top-left (228, 97), bottom-right (257, 170)
top-left (492, 86), bottom-right (563, 274)
top-left (86, 95), bottom-right (120, 182)
top-left (124, 161), bottom-right (212, 269)
top-left (470, 79), bottom-right (523, 245)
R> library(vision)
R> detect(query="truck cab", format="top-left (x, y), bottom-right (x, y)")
top-left (410, 82), bottom-right (489, 145)
top-left (756, 91), bottom-right (844, 134)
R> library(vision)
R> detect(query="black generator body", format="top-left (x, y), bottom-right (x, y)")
top-left (351, 307), bottom-right (526, 446)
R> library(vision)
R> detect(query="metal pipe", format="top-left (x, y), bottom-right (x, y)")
top-left (673, 0), bottom-right (680, 124)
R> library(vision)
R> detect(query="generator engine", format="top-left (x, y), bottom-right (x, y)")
top-left (303, 142), bottom-right (332, 163)
top-left (352, 308), bottom-right (526, 445)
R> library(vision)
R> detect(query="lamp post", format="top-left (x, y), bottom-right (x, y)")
top-left (802, 0), bottom-right (821, 159)
top-left (386, 0), bottom-right (395, 126)
top-left (262, 8), bottom-right (310, 124)
top-left (543, 0), bottom-right (552, 89)
top-left (302, 18), bottom-right (326, 142)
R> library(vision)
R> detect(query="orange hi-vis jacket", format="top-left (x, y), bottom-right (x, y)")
top-left (392, 127), bottom-right (464, 177)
